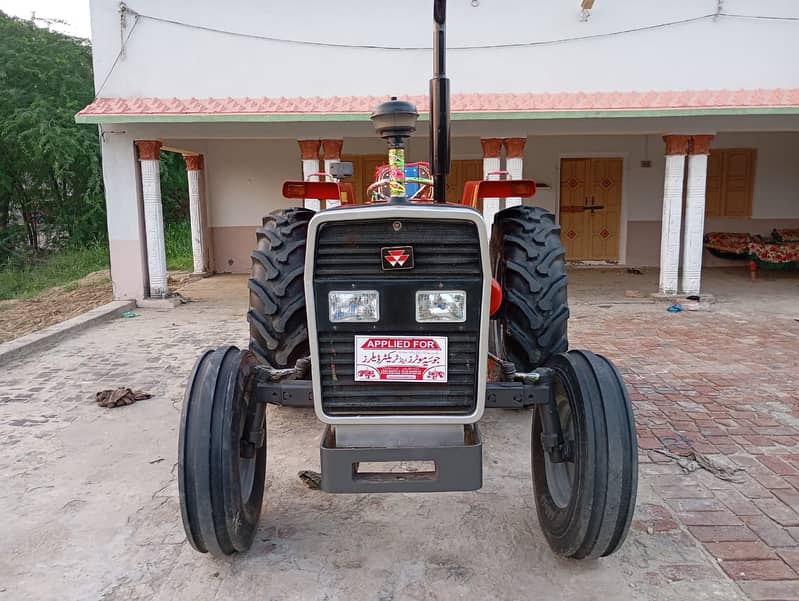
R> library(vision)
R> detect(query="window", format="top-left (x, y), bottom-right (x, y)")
top-left (705, 149), bottom-right (756, 217)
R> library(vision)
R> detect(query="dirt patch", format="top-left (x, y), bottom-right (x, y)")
top-left (0, 271), bottom-right (113, 343)
top-left (0, 271), bottom-right (192, 344)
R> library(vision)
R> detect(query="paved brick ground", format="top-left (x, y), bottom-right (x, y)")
top-left (571, 299), bottom-right (799, 600)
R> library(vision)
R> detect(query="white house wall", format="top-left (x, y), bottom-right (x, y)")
top-left (522, 131), bottom-right (799, 266)
top-left (203, 140), bottom-right (300, 273)
top-left (137, 130), bottom-right (798, 273)
top-left (100, 133), bottom-right (149, 299)
top-left (89, 0), bottom-right (799, 99)
top-left (165, 136), bottom-right (486, 273)
top-left (703, 132), bottom-right (799, 266)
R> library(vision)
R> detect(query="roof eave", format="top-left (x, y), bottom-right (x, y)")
top-left (74, 106), bottom-right (799, 125)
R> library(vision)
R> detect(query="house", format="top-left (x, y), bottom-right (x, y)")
top-left (77, 0), bottom-right (799, 301)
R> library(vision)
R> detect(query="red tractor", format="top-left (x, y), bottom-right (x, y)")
top-left (179, 0), bottom-right (637, 560)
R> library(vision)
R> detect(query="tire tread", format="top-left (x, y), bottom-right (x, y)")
top-left (531, 350), bottom-right (638, 559)
top-left (247, 207), bottom-right (313, 367)
top-left (492, 205), bottom-right (569, 369)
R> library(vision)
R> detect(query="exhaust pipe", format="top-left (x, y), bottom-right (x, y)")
top-left (430, 0), bottom-right (450, 204)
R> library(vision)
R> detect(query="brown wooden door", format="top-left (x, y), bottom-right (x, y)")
top-left (559, 159), bottom-right (591, 259)
top-left (722, 149), bottom-right (755, 217)
top-left (705, 150), bottom-right (724, 217)
top-left (705, 149), bottom-right (756, 217)
top-left (559, 157), bottom-right (622, 260)
top-left (341, 154), bottom-right (385, 204)
top-left (446, 159), bottom-right (483, 203)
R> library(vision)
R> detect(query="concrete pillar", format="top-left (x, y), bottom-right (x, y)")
top-left (322, 139), bottom-right (343, 209)
top-left (135, 140), bottom-right (168, 298)
top-left (102, 134), bottom-right (148, 301)
top-left (480, 138), bottom-right (503, 234)
top-left (659, 135), bottom-right (690, 295)
top-left (183, 154), bottom-right (208, 275)
top-left (298, 140), bottom-right (321, 211)
top-left (504, 137), bottom-right (526, 208)
top-left (681, 135), bottom-right (715, 295)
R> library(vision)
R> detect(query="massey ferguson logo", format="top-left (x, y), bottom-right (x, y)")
top-left (381, 246), bottom-right (414, 270)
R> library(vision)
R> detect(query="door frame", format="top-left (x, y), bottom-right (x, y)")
top-left (556, 153), bottom-right (629, 265)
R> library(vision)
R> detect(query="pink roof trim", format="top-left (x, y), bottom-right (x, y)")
top-left (78, 89), bottom-right (799, 116)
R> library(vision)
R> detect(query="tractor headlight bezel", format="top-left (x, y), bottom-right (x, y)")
top-left (415, 290), bottom-right (467, 323)
top-left (328, 290), bottom-right (380, 323)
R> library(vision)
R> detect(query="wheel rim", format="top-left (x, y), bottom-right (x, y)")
top-left (238, 394), bottom-right (257, 501)
top-left (543, 377), bottom-right (576, 509)
top-left (490, 317), bottom-right (504, 357)
top-left (489, 252), bottom-right (506, 356)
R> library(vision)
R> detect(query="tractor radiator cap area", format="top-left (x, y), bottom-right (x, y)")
top-left (370, 97), bottom-right (419, 140)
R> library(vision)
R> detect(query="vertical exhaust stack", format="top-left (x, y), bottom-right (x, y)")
top-left (430, 0), bottom-right (450, 203)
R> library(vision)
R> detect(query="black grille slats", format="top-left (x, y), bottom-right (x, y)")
top-left (318, 331), bottom-right (477, 413)
top-left (315, 219), bottom-right (481, 278)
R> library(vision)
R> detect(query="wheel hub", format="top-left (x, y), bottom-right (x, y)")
top-left (543, 380), bottom-right (575, 509)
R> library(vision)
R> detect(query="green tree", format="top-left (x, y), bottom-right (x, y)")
top-left (0, 11), bottom-right (190, 270)
top-left (0, 11), bottom-right (104, 262)
top-left (160, 151), bottom-right (189, 223)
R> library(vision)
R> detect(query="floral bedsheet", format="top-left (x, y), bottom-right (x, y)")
top-left (748, 240), bottom-right (799, 266)
top-left (703, 232), bottom-right (756, 255)
top-left (704, 231), bottom-right (799, 267)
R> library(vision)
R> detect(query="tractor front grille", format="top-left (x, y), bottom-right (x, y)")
top-left (314, 219), bottom-right (482, 279)
top-left (312, 217), bottom-right (483, 416)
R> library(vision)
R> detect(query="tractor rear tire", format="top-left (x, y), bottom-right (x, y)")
top-left (179, 345), bottom-right (266, 556)
top-left (491, 205), bottom-right (569, 371)
top-left (248, 207), bottom-right (314, 368)
top-left (531, 350), bottom-right (638, 559)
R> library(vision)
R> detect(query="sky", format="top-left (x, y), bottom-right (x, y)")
top-left (0, 0), bottom-right (91, 37)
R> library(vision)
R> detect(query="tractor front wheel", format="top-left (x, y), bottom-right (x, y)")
top-left (179, 346), bottom-right (266, 556)
top-left (531, 350), bottom-right (638, 559)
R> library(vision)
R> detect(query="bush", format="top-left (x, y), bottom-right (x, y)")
top-left (0, 242), bottom-right (109, 300)
top-left (0, 218), bottom-right (195, 301)
top-left (165, 220), bottom-right (193, 271)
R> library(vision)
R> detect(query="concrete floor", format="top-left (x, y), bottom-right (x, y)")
top-left (567, 265), bottom-right (799, 316)
top-left (1, 267), bottom-right (797, 600)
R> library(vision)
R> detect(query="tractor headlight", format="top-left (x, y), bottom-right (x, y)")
top-left (328, 290), bottom-right (380, 323)
top-left (415, 290), bottom-right (466, 323)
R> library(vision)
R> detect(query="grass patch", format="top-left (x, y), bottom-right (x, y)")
top-left (0, 220), bottom-right (194, 301)
top-left (165, 220), bottom-right (194, 271)
top-left (0, 243), bottom-right (110, 301)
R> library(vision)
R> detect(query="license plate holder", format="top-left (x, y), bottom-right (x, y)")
top-left (354, 335), bottom-right (448, 382)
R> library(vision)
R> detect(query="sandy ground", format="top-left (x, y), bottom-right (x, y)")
top-left (0, 271), bottom-right (113, 344)
top-left (0, 271), bottom-right (194, 344)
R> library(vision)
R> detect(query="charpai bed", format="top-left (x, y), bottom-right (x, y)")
top-left (704, 229), bottom-right (799, 274)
